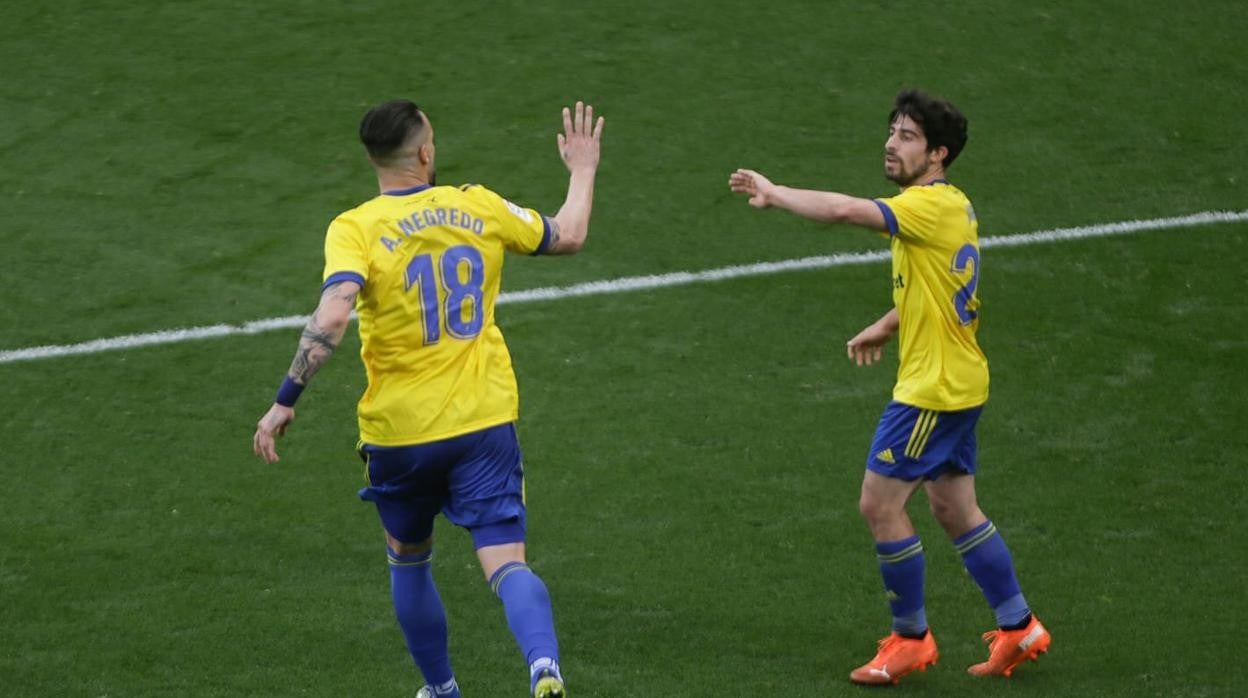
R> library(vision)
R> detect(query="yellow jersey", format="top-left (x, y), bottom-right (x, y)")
top-left (322, 183), bottom-right (551, 446)
top-left (873, 181), bottom-right (989, 411)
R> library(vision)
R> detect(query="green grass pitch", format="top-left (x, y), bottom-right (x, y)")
top-left (2, 1), bottom-right (1246, 696)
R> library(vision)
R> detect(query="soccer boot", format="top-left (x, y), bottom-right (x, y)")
top-left (849, 630), bottom-right (939, 685)
top-left (532, 668), bottom-right (566, 698)
top-left (415, 682), bottom-right (459, 698)
top-left (967, 614), bottom-right (1050, 677)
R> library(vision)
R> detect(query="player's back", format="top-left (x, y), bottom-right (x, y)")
top-left (322, 183), bottom-right (552, 446)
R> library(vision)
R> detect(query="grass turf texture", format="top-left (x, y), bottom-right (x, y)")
top-left (2, 0), bottom-right (1247, 696)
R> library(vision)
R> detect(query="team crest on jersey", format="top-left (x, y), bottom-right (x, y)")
top-left (504, 200), bottom-right (533, 223)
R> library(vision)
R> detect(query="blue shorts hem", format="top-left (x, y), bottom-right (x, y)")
top-left (865, 460), bottom-right (975, 481)
top-left (469, 518), bottom-right (527, 548)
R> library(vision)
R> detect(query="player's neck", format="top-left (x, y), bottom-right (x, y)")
top-left (906, 167), bottom-right (947, 189)
top-left (375, 169), bottom-right (432, 194)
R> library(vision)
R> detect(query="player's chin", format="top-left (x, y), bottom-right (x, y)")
top-left (884, 170), bottom-right (909, 186)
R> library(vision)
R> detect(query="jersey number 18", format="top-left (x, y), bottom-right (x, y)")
top-left (404, 245), bottom-right (485, 345)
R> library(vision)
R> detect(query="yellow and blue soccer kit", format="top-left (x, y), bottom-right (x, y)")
top-left (868, 180), bottom-right (988, 480)
top-left (865, 180), bottom-right (1037, 641)
top-left (323, 182), bottom-right (551, 545)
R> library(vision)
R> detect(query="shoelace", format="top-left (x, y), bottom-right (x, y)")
top-left (877, 634), bottom-right (903, 652)
top-left (868, 633), bottom-right (917, 666)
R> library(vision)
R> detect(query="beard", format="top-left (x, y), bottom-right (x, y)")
top-left (885, 159), bottom-right (928, 187)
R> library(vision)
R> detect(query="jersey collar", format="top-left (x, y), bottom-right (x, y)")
top-left (382, 184), bottom-right (433, 197)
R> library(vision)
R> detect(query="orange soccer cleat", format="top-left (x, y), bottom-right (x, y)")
top-left (967, 615), bottom-right (1051, 677)
top-left (849, 631), bottom-right (939, 685)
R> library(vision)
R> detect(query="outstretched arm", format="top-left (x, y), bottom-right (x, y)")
top-left (846, 308), bottom-right (899, 366)
top-left (544, 101), bottom-right (605, 255)
top-left (729, 168), bottom-right (887, 231)
top-left (253, 279), bottom-right (360, 463)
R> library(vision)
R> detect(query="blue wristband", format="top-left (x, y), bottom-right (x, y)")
top-left (275, 377), bottom-right (305, 407)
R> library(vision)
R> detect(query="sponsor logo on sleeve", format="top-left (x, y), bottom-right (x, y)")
top-left (504, 200), bottom-right (534, 223)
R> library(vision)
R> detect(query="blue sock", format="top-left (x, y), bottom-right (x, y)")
top-left (955, 520), bottom-right (1030, 628)
top-left (876, 536), bottom-right (927, 636)
top-left (388, 548), bottom-right (459, 698)
top-left (489, 562), bottom-right (560, 686)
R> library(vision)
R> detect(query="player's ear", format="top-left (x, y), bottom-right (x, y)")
top-left (930, 145), bottom-right (949, 168)
top-left (418, 142), bottom-right (433, 165)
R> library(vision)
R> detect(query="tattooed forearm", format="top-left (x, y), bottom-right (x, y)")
top-left (546, 217), bottom-right (562, 250)
top-left (301, 323), bottom-right (338, 352)
top-left (285, 281), bottom-right (357, 385)
top-left (287, 316), bottom-right (339, 384)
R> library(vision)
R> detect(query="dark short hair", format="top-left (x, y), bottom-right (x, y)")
top-left (889, 89), bottom-right (968, 168)
top-left (359, 100), bottom-right (425, 164)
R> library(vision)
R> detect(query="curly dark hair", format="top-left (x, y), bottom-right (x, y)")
top-left (889, 89), bottom-right (968, 168)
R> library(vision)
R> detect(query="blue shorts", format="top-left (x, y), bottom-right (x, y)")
top-left (866, 402), bottom-right (984, 481)
top-left (358, 422), bottom-right (526, 548)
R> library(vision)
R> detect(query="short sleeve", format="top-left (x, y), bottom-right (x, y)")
top-left (470, 186), bottom-right (552, 255)
top-left (873, 187), bottom-right (941, 244)
top-left (322, 216), bottom-right (368, 289)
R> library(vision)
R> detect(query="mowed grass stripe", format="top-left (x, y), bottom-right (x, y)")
top-left (2, 209), bottom-right (1245, 365)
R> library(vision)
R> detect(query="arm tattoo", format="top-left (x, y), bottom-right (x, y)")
top-left (546, 217), bottom-right (562, 252)
top-left (327, 281), bottom-right (359, 305)
top-left (288, 315), bottom-right (338, 384)
top-left (286, 282), bottom-right (355, 385)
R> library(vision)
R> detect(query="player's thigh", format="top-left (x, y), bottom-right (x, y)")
top-left (860, 469), bottom-right (923, 513)
top-left (444, 423), bottom-right (528, 546)
top-left (921, 408), bottom-right (987, 537)
top-left (923, 470), bottom-right (978, 508)
top-left (358, 442), bottom-right (453, 545)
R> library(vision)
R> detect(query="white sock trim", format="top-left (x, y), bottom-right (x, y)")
top-left (529, 657), bottom-right (560, 678)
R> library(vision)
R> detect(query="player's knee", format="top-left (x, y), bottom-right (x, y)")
top-left (858, 491), bottom-right (895, 525)
top-left (927, 496), bottom-right (956, 524)
top-left (928, 499), bottom-right (983, 537)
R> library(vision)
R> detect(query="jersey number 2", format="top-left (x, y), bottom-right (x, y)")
top-left (951, 243), bottom-right (980, 325)
top-left (404, 246), bottom-right (485, 345)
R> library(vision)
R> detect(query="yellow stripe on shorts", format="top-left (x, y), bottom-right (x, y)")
top-left (905, 410), bottom-right (939, 459)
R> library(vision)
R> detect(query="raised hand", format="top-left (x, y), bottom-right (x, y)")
top-left (557, 101), bottom-right (604, 173)
top-left (729, 168), bottom-right (776, 208)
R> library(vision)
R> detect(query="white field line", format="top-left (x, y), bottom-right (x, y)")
top-left (2, 209), bottom-right (1245, 365)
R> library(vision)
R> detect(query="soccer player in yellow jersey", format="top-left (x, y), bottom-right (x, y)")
top-left (730, 89), bottom-right (1050, 685)
top-left (253, 99), bottom-right (604, 698)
